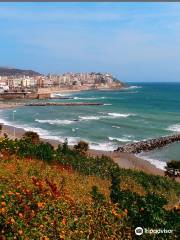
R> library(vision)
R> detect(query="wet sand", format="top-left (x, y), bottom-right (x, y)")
top-left (0, 124), bottom-right (165, 177)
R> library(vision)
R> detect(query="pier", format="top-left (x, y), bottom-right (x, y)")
top-left (115, 134), bottom-right (180, 154)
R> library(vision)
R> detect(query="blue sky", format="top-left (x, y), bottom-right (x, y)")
top-left (0, 3), bottom-right (180, 82)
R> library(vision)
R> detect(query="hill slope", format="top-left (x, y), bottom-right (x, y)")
top-left (0, 136), bottom-right (179, 239)
top-left (0, 67), bottom-right (41, 76)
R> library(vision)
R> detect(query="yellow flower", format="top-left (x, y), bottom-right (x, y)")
top-left (9, 218), bottom-right (15, 224)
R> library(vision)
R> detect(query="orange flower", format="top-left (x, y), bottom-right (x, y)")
top-left (112, 208), bottom-right (123, 219)
top-left (124, 209), bottom-right (128, 214)
top-left (62, 218), bottom-right (66, 225)
top-left (40, 237), bottom-right (49, 240)
top-left (37, 202), bottom-right (45, 209)
top-left (0, 207), bottom-right (6, 214)
top-left (1, 202), bottom-right (6, 207)
top-left (18, 230), bottom-right (23, 235)
top-left (18, 213), bottom-right (23, 218)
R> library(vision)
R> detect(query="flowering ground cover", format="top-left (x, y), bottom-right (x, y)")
top-left (0, 135), bottom-right (179, 239)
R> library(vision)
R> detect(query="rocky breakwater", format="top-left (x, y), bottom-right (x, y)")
top-left (115, 134), bottom-right (180, 154)
top-left (25, 102), bottom-right (104, 107)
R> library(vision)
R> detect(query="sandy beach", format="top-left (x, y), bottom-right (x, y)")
top-left (0, 123), bottom-right (165, 177)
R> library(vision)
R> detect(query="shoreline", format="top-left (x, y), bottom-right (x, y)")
top-left (0, 123), bottom-right (165, 177)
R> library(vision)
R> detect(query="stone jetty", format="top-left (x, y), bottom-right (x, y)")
top-left (115, 134), bottom-right (180, 154)
top-left (25, 102), bottom-right (104, 107)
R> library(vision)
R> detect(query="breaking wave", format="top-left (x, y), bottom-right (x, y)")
top-left (89, 142), bottom-right (116, 151)
top-left (112, 126), bottom-right (121, 129)
top-left (166, 124), bottom-right (180, 132)
top-left (108, 137), bottom-right (131, 142)
top-left (35, 119), bottom-right (74, 125)
top-left (127, 86), bottom-right (142, 90)
top-left (73, 96), bottom-right (106, 100)
top-left (108, 113), bottom-right (135, 118)
top-left (79, 116), bottom-right (100, 120)
top-left (137, 154), bottom-right (166, 170)
top-left (79, 112), bottom-right (135, 121)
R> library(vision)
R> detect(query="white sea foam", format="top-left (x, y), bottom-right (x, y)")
top-left (79, 112), bottom-right (134, 121)
top-left (166, 124), bottom-right (180, 132)
top-left (127, 86), bottom-right (142, 90)
top-left (73, 96), bottom-right (105, 100)
top-left (137, 154), bottom-right (166, 170)
top-left (108, 113), bottom-right (134, 118)
top-left (103, 103), bottom-right (112, 106)
top-left (112, 126), bottom-right (121, 129)
top-left (108, 137), bottom-right (131, 142)
top-left (89, 142), bottom-right (116, 151)
top-left (79, 116), bottom-right (100, 120)
top-left (35, 119), bottom-right (74, 125)
top-left (51, 93), bottom-right (71, 98)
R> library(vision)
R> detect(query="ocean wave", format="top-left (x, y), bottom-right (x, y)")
top-left (79, 112), bottom-right (134, 121)
top-left (108, 113), bottom-right (134, 118)
top-left (79, 116), bottom-right (100, 120)
top-left (166, 124), bottom-right (180, 132)
top-left (89, 142), bottom-right (116, 151)
top-left (51, 93), bottom-right (71, 98)
top-left (112, 125), bottom-right (121, 129)
top-left (103, 103), bottom-right (112, 106)
top-left (108, 137), bottom-right (131, 142)
top-left (35, 119), bottom-right (74, 125)
top-left (137, 154), bottom-right (166, 170)
top-left (128, 86), bottom-right (142, 89)
top-left (0, 117), bottom-right (51, 138)
top-left (73, 96), bottom-right (106, 100)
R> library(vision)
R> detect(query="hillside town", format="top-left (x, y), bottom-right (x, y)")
top-left (0, 70), bottom-right (124, 99)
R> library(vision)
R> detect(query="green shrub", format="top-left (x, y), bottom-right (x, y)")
top-left (74, 141), bottom-right (89, 155)
top-left (109, 173), bottom-right (179, 239)
top-left (23, 131), bottom-right (40, 144)
top-left (166, 161), bottom-right (180, 169)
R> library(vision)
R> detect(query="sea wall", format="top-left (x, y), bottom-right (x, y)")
top-left (115, 135), bottom-right (180, 154)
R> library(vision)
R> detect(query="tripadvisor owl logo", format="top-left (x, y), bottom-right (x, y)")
top-left (135, 227), bottom-right (143, 236)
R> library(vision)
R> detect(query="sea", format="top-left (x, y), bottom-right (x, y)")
top-left (0, 82), bottom-right (180, 170)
